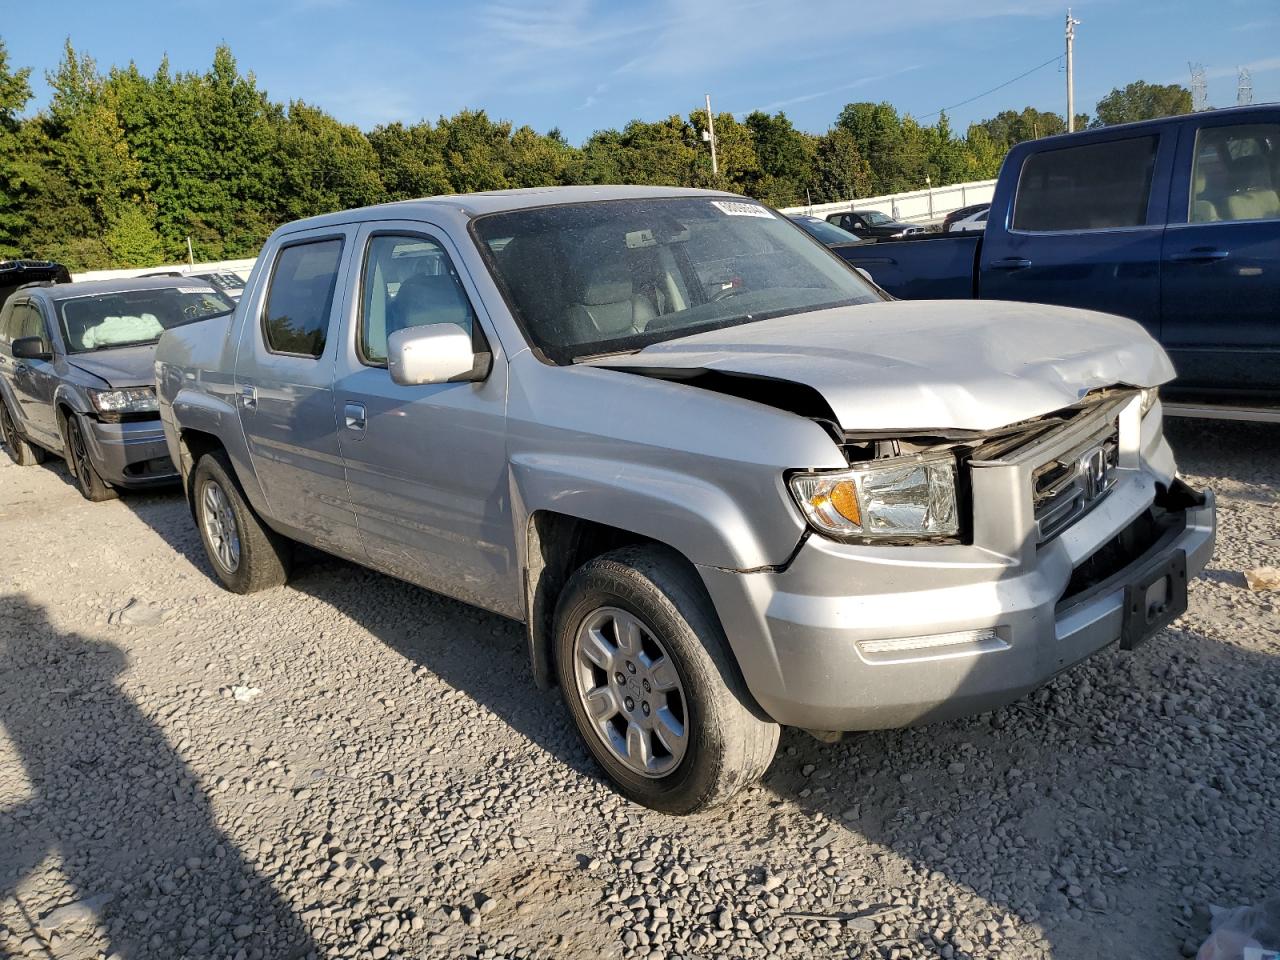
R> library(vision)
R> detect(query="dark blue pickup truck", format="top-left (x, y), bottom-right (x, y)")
top-left (844, 105), bottom-right (1279, 399)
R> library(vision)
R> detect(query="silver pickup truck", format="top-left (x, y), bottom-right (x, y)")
top-left (156, 185), bottom-right (1215, 813)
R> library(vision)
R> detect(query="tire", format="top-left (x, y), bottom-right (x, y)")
top-left (190, 450), bottom-right (292, 593)
top-left (553, 545), bottom-right (779, 814)
top-left (0, 397), bottom-right (46, 466)
top-left (63, 414), bottom-right (117, 501)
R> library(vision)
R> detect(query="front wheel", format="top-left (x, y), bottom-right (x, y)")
top-left (191, 451), bottom-right (292, 593)
top-left (554, 546), bottom-right (779, 814)
top-left (63, 415), bottom-right (117, 501)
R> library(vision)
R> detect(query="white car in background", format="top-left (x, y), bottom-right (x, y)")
top-left (948, 207), bottom-right (989, 232)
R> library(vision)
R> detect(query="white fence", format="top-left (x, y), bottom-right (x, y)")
top-left (72, 258), bottom-right (258, 283)
top-left (780, 178), bottom-right (996, 224)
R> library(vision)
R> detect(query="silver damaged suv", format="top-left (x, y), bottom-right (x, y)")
top-left (155, 186), bottom-right (1216, 813)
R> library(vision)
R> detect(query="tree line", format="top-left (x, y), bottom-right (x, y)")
top-left (0, 39), bottom-right (1193, 271)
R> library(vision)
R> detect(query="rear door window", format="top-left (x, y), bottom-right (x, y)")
top-left (1189, 122), bottom-right (1280, 224)
top-left (262, 239), bottom-right (344, 357)
top-left (1013, 136), bottom-right (1159, 231)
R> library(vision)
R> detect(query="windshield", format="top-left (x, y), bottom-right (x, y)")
top-left (473, 197), bottom-right (879, 363)
top-left (860, 210), bottom-right (891, 225)
top-left (58, 285), bottom-right (234, 353)
top-left (794, 217), bottom-right (863, 245)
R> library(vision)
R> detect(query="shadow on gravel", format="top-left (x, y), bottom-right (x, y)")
top-left (286, 557), bottom-right (604, 785)
top-left (0, 595), bottom-right (316, 959)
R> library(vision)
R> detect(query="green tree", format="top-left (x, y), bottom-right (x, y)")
top-left (1093, 81), bottom-right (1192, 127)
top-left (742, 110), bottom-right (815, 205)
top-left (834, 101), bottom-right (907, 193)
top-left (276, 101), bottom-right (384, 220)
top-left (367, 121), bottom-right (452, 199)
top-left (810, 127), bottom-right (872, 203)
top-left (0, 38), bottom-right (33, 257)
top-left (104, 202), bottom-right (165, 266)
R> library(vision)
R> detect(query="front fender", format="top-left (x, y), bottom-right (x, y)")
top-left (509, 453), bottom-right (801, 571)
top-left (169, 387), bottom-right (269, 516)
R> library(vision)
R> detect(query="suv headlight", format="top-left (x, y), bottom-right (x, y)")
top-left (88, 387), bottom-right (158, 416)
top-left (789, 454), bottom-right (960, 541)
top-left (1140, 386), bottom-right (1159, 417)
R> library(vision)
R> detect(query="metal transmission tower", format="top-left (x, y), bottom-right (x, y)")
top-left (1189, 62), bottom-right (1208, 111)
top-left (1238, 67), bottom-right (1253, 106)
top-left (1065, 9), bottom-right (1081, 131)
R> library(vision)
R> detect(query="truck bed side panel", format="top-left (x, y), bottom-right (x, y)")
top-left (843, 235), bottom-right (980, 300)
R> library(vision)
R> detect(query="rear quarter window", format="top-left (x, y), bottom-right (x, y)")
top-left (262, 239), bottom-right (344, 357)
top-left (1013, 136), bottom-right (1158, 231)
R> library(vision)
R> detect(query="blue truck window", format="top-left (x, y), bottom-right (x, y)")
top-left (1013, 136), bottom-right (1158, 232)
top-left (262, 239), bottom-right (343, 358)
top-left (1189, 123), bottom-right (1280, 224)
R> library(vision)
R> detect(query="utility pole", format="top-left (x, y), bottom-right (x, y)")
top-left (1065, 9), bottom-right (1081, 132)
top-left (186, 236), bottom-right (195, 267)
top-left (704, 93), bottom-right (719, 176)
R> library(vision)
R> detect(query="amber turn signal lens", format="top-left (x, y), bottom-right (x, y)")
top-left (829, 480), bottom-right (861, 525)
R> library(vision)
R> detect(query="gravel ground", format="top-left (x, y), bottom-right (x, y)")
top-left (0, 418), bottom-right (1276, 960)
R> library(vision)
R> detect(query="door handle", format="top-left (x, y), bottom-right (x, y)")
top-left (990, 257), bottom-right (1032, 270)
top-left (344, 402), bottom-right (367, 431)
top-left (13, 362), bottom-right (27, 373)
top-left (240, 385), bottom-right (257, 409)
top-left (1168, 248), bottom-right (1230, 263)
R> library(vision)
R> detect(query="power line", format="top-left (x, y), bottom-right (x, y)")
top-left (917, 53), bottom-right (1065, 122)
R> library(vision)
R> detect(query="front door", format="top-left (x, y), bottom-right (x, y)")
top-left (7, 300), bottom-right (61, 446)
top-left (1160, 111), bottom-right (1280, 394)
top-left (235, 228), bottom-right (363, 556)
top-left (980, 128), bottom-right (1176, 343)
top-left (332, 224), bottom-right (518, 616)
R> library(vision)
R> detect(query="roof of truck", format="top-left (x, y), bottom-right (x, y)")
top-left (277, 184), bottom-right (743, 235)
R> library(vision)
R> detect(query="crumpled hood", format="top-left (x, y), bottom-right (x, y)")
top-left (66, 345), bottom-right (157, 389)
top-left (588, 299), bottom-right (1175, 432)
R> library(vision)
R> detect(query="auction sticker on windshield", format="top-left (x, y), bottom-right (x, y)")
top-left (711, 200), bottom-right (774, 218)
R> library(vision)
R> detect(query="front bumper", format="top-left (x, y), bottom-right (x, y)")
top-left (83, 417), bottom-right (178, 487)
top-left (698, 401), bottom-right (1215, 732)
top-left (701, 479), bottom-right (1213, 731)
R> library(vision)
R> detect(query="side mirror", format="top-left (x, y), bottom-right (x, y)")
top-left (12, 336), bottom-right (52, 361)
top-left (387, 324), bottom-right (489, 386)
top-left (855, 267), bottom-right (875, 284)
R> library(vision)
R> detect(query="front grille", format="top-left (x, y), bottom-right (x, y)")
top-left (1032, 425), bottom-right (1119, 543)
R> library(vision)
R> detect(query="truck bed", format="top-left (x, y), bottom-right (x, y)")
top-left (841, 233), bottom-right (980, 301)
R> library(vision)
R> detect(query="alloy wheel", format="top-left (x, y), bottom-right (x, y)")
top-left (572, 606), bottom-right (688, 778)
top-left (200, 479), bottom-right (241, 573)
top-left (67, 419), bottom-right (93, 489)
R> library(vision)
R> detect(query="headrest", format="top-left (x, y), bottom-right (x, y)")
top-left (578, 258), bottom-right (632, 306)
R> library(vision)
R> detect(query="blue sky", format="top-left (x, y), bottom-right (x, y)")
top-left (5, 0), bottom-right (1278, 142)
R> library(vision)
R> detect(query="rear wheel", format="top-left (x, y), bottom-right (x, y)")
top-left (554, 545), bottom-right (779, 814)
top-left (0, 397), bottom-right (46, 466)
top-left (191, 451), bottom-right (292, 593)
top-left (63, 415), bottom-right (116, 501)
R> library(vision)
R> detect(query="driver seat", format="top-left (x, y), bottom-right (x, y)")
top-left (562, 258), bottom-right (655, 340)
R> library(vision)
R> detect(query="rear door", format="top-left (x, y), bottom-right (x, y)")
top-left (980, 128), bottom-right (1177, 341)
top-left (331, 223), bottom-right (518, 615)
top-left (1160, 111), bottom-right (1280, 394)
top-left (234, 228), bottom-right (363, 556)
top-left (6, 299), bottom-right (61, 445)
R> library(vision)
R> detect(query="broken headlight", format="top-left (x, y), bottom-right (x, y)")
top-left (789, 454), bottom-right (959, 541)
top-left (88, 387), bottom-right (158, 416)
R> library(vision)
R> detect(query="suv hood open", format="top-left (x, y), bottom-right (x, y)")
top-left (587, 299), bottom-right (1174, 433)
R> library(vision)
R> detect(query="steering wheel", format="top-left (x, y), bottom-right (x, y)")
top-left (711, 284), bottom-right (747, 302)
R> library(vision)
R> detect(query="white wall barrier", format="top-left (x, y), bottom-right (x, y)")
top-left (72, 258), bottom-right (258, 283)
top-left (779, 178), bottom-right (997, 224)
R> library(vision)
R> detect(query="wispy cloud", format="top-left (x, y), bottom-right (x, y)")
top-left (1204, 56), bottom-right (1280, 79)
top-left (753, 65), bottom-right (925, 114)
